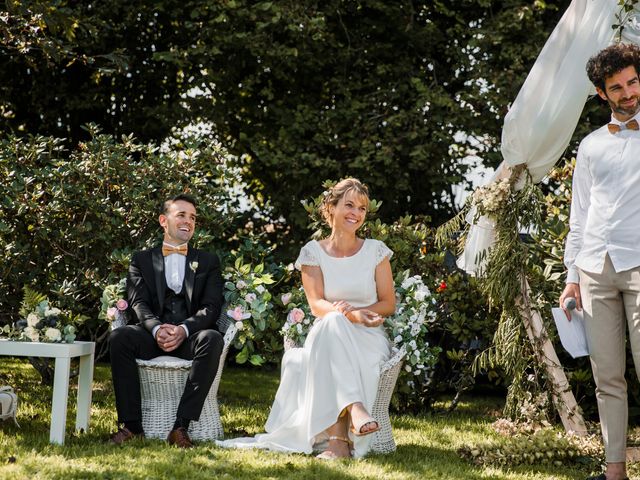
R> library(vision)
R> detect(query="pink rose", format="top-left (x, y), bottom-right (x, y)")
top-left (287, 308), bottom-right (305, 324)
top-left (227, 306), bottom-right (251, 321)
top-left (116, 299), bottom-right (128, 311)
top-left (281, 293), bottom-right (292, 306)
top-left (245, 293), bottom-right (257, 304)
top-left (107, 307), bottom-right (118, 320)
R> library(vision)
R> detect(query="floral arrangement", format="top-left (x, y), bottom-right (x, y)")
top-left (99, 277), bottom-right (129, 328)
top-left (386, 271), bottom-right (441, 387)
top-left (471, 178), bottom-right (512, 218)
top-left (279, 286), bottom-right (313, 346)
top-left (224, 256), bottom-right (277, 366)
top-left (1, 287), bottom-right (81, 343)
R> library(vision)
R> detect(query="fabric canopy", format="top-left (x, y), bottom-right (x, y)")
top-left (458, 0), bottom-right (640, 274)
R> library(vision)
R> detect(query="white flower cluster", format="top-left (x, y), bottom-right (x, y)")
top-left (387, 272), bottom-right (441, 381)
top-left (8, 301), bottom-right (76, 344)
top-left (471, 178), bottom-right (511, 216)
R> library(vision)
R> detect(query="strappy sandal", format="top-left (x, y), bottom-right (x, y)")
top-left (316, 435), bottom-right (353, 460)
top-left (350, 416), bottom-right (379, 436)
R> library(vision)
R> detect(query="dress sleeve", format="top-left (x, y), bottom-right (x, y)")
top-left (294, 243), bottom-right (320, 270)
top-left (375, 240), bottom-right (393, 265)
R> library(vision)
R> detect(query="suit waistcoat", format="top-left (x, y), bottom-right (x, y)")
top-left (161, 275), bottom-right (188, 324)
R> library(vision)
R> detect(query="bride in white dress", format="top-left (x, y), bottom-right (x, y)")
top-left (218, 178), bottom-right (394, 459)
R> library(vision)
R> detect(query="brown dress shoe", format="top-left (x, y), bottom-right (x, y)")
top-left (110, 426), bottom-right (144, 445)
top-left (167, 427), bottom-right (194, 448)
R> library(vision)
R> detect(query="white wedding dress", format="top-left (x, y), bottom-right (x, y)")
top-left (217, 238), bottom-right (393, 457)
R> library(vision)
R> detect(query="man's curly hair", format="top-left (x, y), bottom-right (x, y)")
top-left (587, 43), bottom-right (640, 92)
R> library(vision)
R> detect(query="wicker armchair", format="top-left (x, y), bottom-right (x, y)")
top-left (135, 308), bottom-right (236, 441)
top-left (284, 338), bottom-right (405, 454)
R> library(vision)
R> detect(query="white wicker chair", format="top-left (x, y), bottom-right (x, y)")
top-left (135, 309), bottom-right (237, 441)
top-left (284, 339), bottom-right (405, 454)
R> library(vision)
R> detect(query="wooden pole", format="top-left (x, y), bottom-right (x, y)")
top-left (518, 278), bottom-right (588, 436)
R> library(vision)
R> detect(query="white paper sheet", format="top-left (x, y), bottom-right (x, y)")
top-left (551, 308), bottom-right (589, 358)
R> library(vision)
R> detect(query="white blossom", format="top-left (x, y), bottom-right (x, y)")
top-left (45, 327), bottom-right (62, 342)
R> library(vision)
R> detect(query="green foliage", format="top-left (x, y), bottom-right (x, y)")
top-left (459, 424), bottom-right (602, 468)
top-left (0, 128), bottom-right (240, 346)
top-left (2, 1), bottom-right (575, 248)
top-left (223, 254), bottom-right (281, 366)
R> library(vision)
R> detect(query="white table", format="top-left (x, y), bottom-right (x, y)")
top-left (0, 340), bottom-right (95, 444)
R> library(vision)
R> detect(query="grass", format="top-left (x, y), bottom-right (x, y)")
top-left (0, 358), bottom-right (615, 479)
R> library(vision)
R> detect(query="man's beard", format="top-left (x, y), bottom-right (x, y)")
top-left (610, 96), bottom-right (640, 116)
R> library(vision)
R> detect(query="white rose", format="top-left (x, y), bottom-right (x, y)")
top-left (23, 326), bottom-right (40, 342)
top-left (45, 327), bottom-right (62, 342)
top-left (255, 285), bottom-right (266, 294)
top-left (27, 313), bottom-right (40, 327)
top-left (235, 321), bottom-right (244, 330)
top-left (394, 335), bottom-right (402, 344)
top-left (235, 280), bottom-right (247, 290)
top-left (405, 365), bottom-right (412, 372)
top-left (45, 307), bottom-right (61, 317)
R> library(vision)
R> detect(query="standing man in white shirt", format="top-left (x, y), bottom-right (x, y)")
top-left (560, 43), bottom-right (640, 480)
top-left (109, 193), bottom-right (224, 448)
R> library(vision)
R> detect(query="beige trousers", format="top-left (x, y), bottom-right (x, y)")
top-left (580, 255), bottom-right (640, 463)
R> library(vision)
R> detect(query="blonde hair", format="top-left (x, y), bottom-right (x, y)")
top-left (319, 178), bottom-right (370, 226)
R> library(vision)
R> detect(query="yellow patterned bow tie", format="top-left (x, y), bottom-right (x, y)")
top-left (608, 118), bottom-right (639, 134)
top-left (162, 244), bottom-right (188, 257)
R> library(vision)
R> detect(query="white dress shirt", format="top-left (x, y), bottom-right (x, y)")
top-left (565, 112), bottom-right (640, 283)
top-left (152, 242), bottom-right (189, 339)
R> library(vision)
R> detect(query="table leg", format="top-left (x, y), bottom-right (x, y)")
top-left (50, 356), bottom-right (71, 445)
top-left (75, 353), bottom-right (94, 433)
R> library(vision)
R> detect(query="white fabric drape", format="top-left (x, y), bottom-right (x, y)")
top-left (458, 0), bottom-right (640, 274)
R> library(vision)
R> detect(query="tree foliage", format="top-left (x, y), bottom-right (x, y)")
top-left (2, 0), bottom-right (574, 240)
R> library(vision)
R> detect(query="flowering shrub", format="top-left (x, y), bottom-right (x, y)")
top-left (224, 256), bottom-right (278, 365)
top-left (279, 287), bottom-right (313, 346)
top-left (99, 278), bottom-right (129, 328)
top-left (386, 271), bottom-right (441, 401)
top-left (1, 287), bottom-right (83, 344)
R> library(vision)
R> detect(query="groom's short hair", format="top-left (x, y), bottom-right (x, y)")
top-left (161, 193), bottom-right (197, 215)
top-left (587, 43), bottom-right (640, 91)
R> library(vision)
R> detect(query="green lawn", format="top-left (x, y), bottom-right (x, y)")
top-left (0, 358), bottom-right (612, 479)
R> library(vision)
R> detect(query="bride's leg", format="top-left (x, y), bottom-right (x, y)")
top-left (347, 402), bottom-right (379, 435)
top-left (317, 412), bottom-right (351, 458)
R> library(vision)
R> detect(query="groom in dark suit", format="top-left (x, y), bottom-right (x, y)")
top-left (109, 193), bottom-right (224, 448)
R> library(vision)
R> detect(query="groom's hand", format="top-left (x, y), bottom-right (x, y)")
top-left (156, 324), bottom-right (187, 352)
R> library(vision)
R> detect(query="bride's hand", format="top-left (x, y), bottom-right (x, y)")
top-left (349, 309), bottom-right (384, 327)
top-left (332, 300), bottom-right (355, 316)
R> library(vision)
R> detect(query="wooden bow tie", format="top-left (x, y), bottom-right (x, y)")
top-left (608, 119), bottom-right (639, 134)
top-left (162, 244), bottom-right (188, 257)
